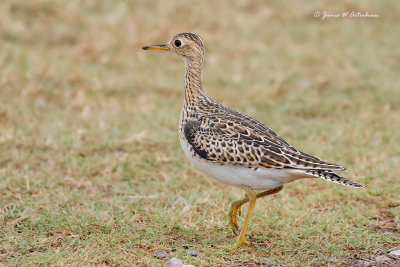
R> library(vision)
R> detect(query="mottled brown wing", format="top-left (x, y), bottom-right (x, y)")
top-left (184, 116), bottom-right (346, 171)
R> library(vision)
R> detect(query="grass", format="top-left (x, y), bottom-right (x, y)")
top-left (1, 0), bottom-right (399, 266)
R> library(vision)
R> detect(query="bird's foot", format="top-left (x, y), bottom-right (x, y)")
top-left (229, 205), bottom-right (241, 235)
top-left (236, 235), bottom-right (250, 247)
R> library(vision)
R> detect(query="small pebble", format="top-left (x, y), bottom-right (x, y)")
top-left (164, 257), bottom-right (194, 267)
top-left (187, 250), bottom-right (198, 257)
top-left (116, 151), bottom-right (125, 157)
top-left (356, 260), bottom-right (371, 267)
top-left (375, 255), bottom-right (390, 263)
top-left (154, 251), bottom-right (167, 259)
top-left (389, 249), bottom-right (400, 256)
top-left (164, 257), bottom-right (183, 267)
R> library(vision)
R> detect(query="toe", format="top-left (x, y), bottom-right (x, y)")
top-left (236, 238), bottom-right (250, 247)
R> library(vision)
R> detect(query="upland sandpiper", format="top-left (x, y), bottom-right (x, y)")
top-left (142, 32), bottom-right (363, 247)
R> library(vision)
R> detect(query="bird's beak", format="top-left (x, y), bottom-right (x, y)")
top-left (142, 44), bottom-right (170, 51)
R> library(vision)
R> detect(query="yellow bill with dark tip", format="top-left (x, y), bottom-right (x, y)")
top-left (142, 44), bottom-right (170, 51)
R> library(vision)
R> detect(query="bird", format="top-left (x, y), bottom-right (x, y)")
top-left (142, 32), bottom-right (363, 247)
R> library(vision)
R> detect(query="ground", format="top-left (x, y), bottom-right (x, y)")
top-left (0, 1), bottom-right (399, 266)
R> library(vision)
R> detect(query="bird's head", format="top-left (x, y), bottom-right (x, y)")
top-left (142, 32), bottom-right (204, 65)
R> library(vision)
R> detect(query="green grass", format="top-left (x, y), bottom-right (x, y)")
top-left (1, 1), bottom-right (399, 266)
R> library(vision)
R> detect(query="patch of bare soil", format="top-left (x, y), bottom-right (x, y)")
top-left (343, 208), bottom-right (400, 267)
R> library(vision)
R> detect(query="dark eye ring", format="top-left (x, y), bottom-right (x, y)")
top-left (174, 39), bottom-right (182, 47)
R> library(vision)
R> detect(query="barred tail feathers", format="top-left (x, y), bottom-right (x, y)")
top-left (306, 170), bottom-right (364, 188)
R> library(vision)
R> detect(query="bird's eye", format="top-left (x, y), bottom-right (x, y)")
top-left (174, 39), bottom-right (182, 47)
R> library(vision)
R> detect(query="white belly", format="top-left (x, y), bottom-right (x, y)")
top-left (179, 134), bottom-right (309, 190)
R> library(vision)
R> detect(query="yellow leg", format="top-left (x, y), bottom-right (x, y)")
top-left (229, 197), bottom-right (248, 235)
top-left (228, 186), bottom-right (284, 244)
top-left (236, 186), bottom-right (257, 247)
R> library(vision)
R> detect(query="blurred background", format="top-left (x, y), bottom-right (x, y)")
top-left (0, 0), bottom-right (399, 266)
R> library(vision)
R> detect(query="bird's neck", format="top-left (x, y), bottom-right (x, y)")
top-left (183, 59), bottom-right (209, 110)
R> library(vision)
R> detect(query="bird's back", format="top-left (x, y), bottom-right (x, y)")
top-left (180, 98), bottom-right (363, 188)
